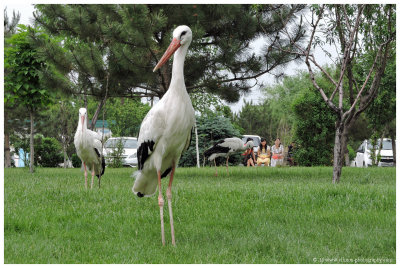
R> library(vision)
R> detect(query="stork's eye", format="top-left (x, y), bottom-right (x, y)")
top-left (180, 31), bottom-right (187, 39)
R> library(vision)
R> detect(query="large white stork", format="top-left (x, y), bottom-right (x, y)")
top-left (132, 25), bottom-right (195, 246)
top-left (204, 138), bottom-right (254, 176)
top-left (74, 108), bottom-right (105, 189)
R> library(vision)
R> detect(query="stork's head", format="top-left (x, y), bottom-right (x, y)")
top-left (246, 141), bottom-right (254, 149)
top-left (153, 25), bottom-right (192, 72)
top-left (78, 108), bottom-right (87, 129)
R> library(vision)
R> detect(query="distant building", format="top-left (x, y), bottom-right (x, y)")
top-left (11, 147), bottom-right (28, 167)
top-left (89, 120), bottom-right (114, 138)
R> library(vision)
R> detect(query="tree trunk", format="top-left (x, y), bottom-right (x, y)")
top-left (332, 122), bottom-right (346, 183)
top-left (391, 134), bottom-right (396, 165)
top-left (90, 97), bottom-right (107, 130)
top-left (29, 111), bottom-right (34, 173)
top-left (63, 144), bottom-right (67, 168)
top-left (4, 111), bottom-right (11, 168)
top-left (195, 122), bottom-right (200, 168)
top-left (344, 152), bottom-right (349, 167)
top-left (5, 133), bottom-right (11, 168)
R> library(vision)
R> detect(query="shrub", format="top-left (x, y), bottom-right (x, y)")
top-left (179, 115), bottom-right (243, 167)
top-left (347, 145), bottom-right (356, 161)
top-left (71, 154), bottom-right (81, 168)
top-left (107, 138), bottom-right (124, 168)
top-left (292, 88), bottom-right (337, 166)
top-left (34, 135), bottom-right (64, 167)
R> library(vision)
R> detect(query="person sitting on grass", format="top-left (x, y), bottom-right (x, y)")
top-left (257, 138), bottom-right (271, 167)
top-left (271, 138), bottom-right (284, 167)
top-left (287, 141), bottom-right (296, 166)
top-left (243, 138), bottom-right (256, 167)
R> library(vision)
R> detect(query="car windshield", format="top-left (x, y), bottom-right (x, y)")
top-left (106, 138), bottom-right (138, 149)
top-left (124, 139), bottom-right (138, 149)
top-left (367, 139), bottom-right (392, 150)
top-left (242, 137), bottom-right (260, 147)
top-left (381, 140), bottom-right (392, 150)
top-left (253, 138), bottom-right (260, 147)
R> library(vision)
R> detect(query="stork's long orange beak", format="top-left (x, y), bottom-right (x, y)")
top-left (81, 116), bottom-right (85, 130)
top-left (153, 38), bottom-right (181, 72)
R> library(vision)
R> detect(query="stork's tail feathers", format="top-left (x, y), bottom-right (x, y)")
top-left (96, 156), bottom-right (106, 178)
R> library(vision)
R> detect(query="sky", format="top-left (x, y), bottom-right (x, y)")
top-left (4, 3), bottom-right (338, 114)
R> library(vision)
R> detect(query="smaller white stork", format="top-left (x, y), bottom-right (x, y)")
top-left (74, 108), bottom-right (105, 189)
top-left (204, 137), bottom-right (254, 176)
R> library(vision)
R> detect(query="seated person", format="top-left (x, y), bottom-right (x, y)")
top-left (271, 138), bottom-right (284, 167)
top-left (287, 141), bottom-right (296, 166)
top-left (243, 138), bottom-right (256, 167)
top-left (257, 138), bottom-right (271, 166)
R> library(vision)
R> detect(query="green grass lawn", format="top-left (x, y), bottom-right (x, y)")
top-left (4, 166), bottom-right (396, 264)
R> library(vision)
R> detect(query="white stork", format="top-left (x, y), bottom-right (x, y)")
top-left (132, 25), bottom-right (195, 246)
top-left (204, 137), bottom-right (254, 176)
top-left (74, 108), bottom-right (105, 189)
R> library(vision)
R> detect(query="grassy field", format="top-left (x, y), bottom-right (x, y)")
top-left (4, 166), bottom-right (396, 264)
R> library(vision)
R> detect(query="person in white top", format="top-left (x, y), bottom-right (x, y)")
top-left (271, 138), bottom-right (284, 167)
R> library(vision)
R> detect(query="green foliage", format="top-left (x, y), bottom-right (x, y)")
top-left (34, 4), bottom-right (306, 102)
top-left (4, 167), bottom-right (395, 263)
top-left (4, 25), bottom-right (53, 110)
top-left (365, 52), bottom-right (396, 134)
top-left (292, 87), bottom-right (337, 166)
top-left (179, 115), bottom-right (242, 167)
top-left (33, 135), bottom-right (63, 167)
top-left (106, 139), bottom-right (124, 168)
top-left (4, 8), bottom-right (21, 37)
top-left (347, 145), bottom-right (356, 161)
top-left (38, 100), bottom-right (77, 162)
top-left (190, 91), bottom-right (224, 117)
top-left (106, 98), bottom-right (150, 137)
top-left (234, 100), bottom-right (272, 140)
top-left (71, 154), bottom-right (81, 168)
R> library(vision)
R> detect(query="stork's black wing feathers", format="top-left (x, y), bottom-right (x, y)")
top-left (204, 139), bottom-right (230, 158)
top-left (161, 167), bottom-right (172, 178)
top-left (93, 148), bottom-right (105, 178)
top-left (137, 140), bottom-right (155, 170)
top-left (96, 156), bottom-right (106, 178)
top-left (94, 147), bottom-right (100, 157)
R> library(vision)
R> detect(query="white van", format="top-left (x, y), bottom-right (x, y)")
top-left (355, 138), bottom-right (394, 167)
top-left (242, 135), bottom-right (261, 153)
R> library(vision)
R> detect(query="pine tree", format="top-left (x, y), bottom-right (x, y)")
top-left (32, 4), bottom-right (306, 127)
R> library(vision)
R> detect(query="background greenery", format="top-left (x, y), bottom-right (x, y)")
top-left (4, 167), bottom-right (395, 264)
top-left (4, 5), bottom-right (395, 170)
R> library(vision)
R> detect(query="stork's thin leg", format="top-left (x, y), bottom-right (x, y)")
top-left (157, 170), bottom-right (165, 246)
top-left (167, 164), bottom-right (176, 246)
top-left (214, 159), bottom-right (218, 177)
top-left (226, 156), bottom-right (230, 175)
top-left (83, 162), bottom-right (88, 189)
top-left (91, 163), bottom-right (95, 189)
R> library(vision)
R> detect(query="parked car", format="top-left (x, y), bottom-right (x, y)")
top-left (355, 138), bottom-right (394, 167)
top-left (242, 135), bottom-right (261, 154)
top-left (103, 137), bottom-right (138, 167)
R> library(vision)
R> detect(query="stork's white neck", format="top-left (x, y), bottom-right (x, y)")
top-left (169, 44), bottom-right (189, 92)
